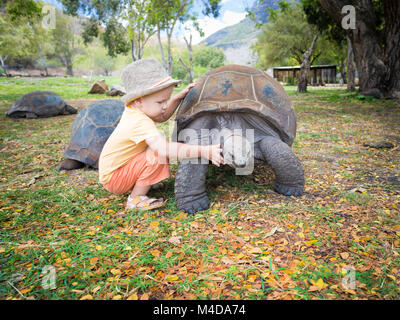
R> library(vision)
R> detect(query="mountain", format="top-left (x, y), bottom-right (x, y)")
top-left (201, 0), bottom-right (280, 66)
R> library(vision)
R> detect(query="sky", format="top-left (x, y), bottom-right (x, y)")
top-left (41, 0), bottom-right (256, 44)
top-left (179, 0), bottom-right (256, 44)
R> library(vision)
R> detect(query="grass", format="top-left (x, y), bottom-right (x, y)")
top-left (0, 76), bottom-right (399, 300)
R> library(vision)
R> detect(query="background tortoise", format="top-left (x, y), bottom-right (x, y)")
top-left (6, 91), bottom-right (77, 118)
top-left (59, 99), bottom-right (124, 170)
top-left (174, 64), bottom-right (304, 214)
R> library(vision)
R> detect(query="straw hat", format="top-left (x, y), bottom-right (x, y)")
top-left (121, 58), bottom-right (181, 104)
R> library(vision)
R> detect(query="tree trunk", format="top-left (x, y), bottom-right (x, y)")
top-left (166, 32), bottom-right (172, 76)
top-left (318, 0), bottom-right (400, 98)
top-left (339, 60), bottom-right (346, 84)
top-left (346, 36), bottom-right (355, 92)
top-left (184, 34), bottom-right (194, 83)
top-left (383, 0), bottom-right (400, 98)
top-left (38, 45), bottom-right (49, 77)
top-left (157, 25), bottom-right (167, 71)
top-left (298, 34), bottom-right (318, 93)
top-left (131, 39), bottom-right (137, 61)
top-left (0, 56), bottom-right (9, 76)
top-left (65, 55), bottom-right (73, 76)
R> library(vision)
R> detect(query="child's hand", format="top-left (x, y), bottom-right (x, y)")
top-left (174, 83), bottom-right (196, 101)
top-left (202, 144), bottom-right (225, 167)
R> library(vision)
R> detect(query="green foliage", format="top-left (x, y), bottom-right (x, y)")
top-left (301, 0), bottom-right (345, 45)
top-left (74, 39), bottom-right (120, 76)
top-left (193, 45), bottom-right (225, 69)
top-left (100, 18), bottom-right (130, 57)
top-left (50, 12), bottom-right (82, 75)
top-left (1, 0), bottom-right (41, 20)
top-left (252, 1), bottom-right (343, 69)
top-left (81, 17), bottom-right (99, 45)
top-left (252, 1), bottom-right (319, 68)
top-left (0, 15), bottom-right (37, 64)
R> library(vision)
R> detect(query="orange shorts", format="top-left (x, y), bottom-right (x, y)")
top-left (103, 148), bottom-right (170, 194)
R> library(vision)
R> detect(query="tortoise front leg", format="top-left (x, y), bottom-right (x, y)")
top-left (259, 136), bottom-right (304, 196)
top-left (175, 161), bottom-right (210, 214)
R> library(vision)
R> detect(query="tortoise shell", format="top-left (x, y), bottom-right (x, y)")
top-left (63, 99), bottom-right (124, 168)
top-left (6, 91), bottom-right (77, 118)
top-left (176, 65), bottom-right (296, 145)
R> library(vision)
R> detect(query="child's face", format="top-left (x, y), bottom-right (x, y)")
top-left (132, 85), bottom-right (174, 120)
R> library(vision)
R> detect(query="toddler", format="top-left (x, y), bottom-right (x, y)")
top-left (99, 58), bottom-right (224, 211)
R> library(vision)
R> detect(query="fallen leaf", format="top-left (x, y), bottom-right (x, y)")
top-left (248, 247), bottom-right (262, 254)
top-left (80, 294), bottom-right (93, 300)
top-left (110, 268), bottom-right (122, 275)
top-left (340, 252), bottom-right (349, 259)
top-left (221, 257), bottom-right (235, 265)
top-left (140, 293), bottom-right (149, 300)
top-left (248, 275), bottom-right (257, 282)
top-left (266, 225), bottom-right (285, 237)
top-left (91, 286), bottom-right (101, 293)
top-left (305, 240), bottom-right (318, 246)
top-left (166, 275), bottom-right (179, 281)
top-left (168, 236), bottom-right (182, 245)
top-left (151, 249), bottom-right (161, 257)
top-left (310, 278), bottom-right (328, 290)
top-left (127, 294), bottom-right (138, 300)
top-left (89, 257), bottom-right (98, 265)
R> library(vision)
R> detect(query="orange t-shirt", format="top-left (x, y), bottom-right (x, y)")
top-left (98, 106), bottom-right (162, 185)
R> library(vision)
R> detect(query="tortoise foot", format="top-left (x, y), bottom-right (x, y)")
top-left (58, 159), bottom-right (85, 170)
top-left (274, 183), bottom-right (304, 197)
top-left (177, 194), bottom-right (210, 214)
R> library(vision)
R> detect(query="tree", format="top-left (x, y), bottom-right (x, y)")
top-left (298, 34), bottom-right (318, 92)
top-left (151, 0), bottom-right (222, 75)
top-left (51, 12), bottom-right (81, 76)
top-left (252, 2), bottom-right (321, 67)
top-left (0, 15), bottom-right (36, 75)
top-left (252, 2), bottom-right (320, 92)
top-left (310, 0), bottom-right (399, 98)
top-left (60, 0), bottom-right (154, 61)
top-left (193, 45), bottom-right (225, 69)
top-left (179, 34), bottom-right (194, 83)
top-left (0, 0), bottom-right (41, 20)
top-left (0, 0), bottom-right (43, 75)
top-left (75, 41), bottom-right (118, 76)
top-left (302, 0), bottom-right (355, 90)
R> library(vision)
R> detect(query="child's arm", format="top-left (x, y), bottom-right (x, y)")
top-left (146, 135), bottom-right (224, 166)
top-left (157, 83), bottom-right (196, 122)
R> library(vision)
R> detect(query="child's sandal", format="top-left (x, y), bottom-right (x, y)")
top-left (150, 182), bottom-right (164, 190)
top-left (126, 195), bottom-right (166, 211)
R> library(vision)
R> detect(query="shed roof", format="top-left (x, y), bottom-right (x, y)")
top-left (273, 64), bottom-right (337, 70)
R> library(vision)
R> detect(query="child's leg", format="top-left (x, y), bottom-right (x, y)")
top-left (103, 148), bottom-right (169, 210)
top-left (130, 184), bottom-right (151, 198)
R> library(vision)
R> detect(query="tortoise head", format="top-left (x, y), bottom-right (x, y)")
top-left (220, 129), bottom-right (253, 169)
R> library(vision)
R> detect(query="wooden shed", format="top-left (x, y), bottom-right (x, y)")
top-left (272, 65), bottom-right (337, 84)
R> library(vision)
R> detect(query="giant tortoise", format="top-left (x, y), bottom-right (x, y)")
top-left (6, 91), bottom-right (77, 118)
top-left (58, 99), bottom-right (124, 170)
top-left (174, 65), bottom-right (305, 214)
